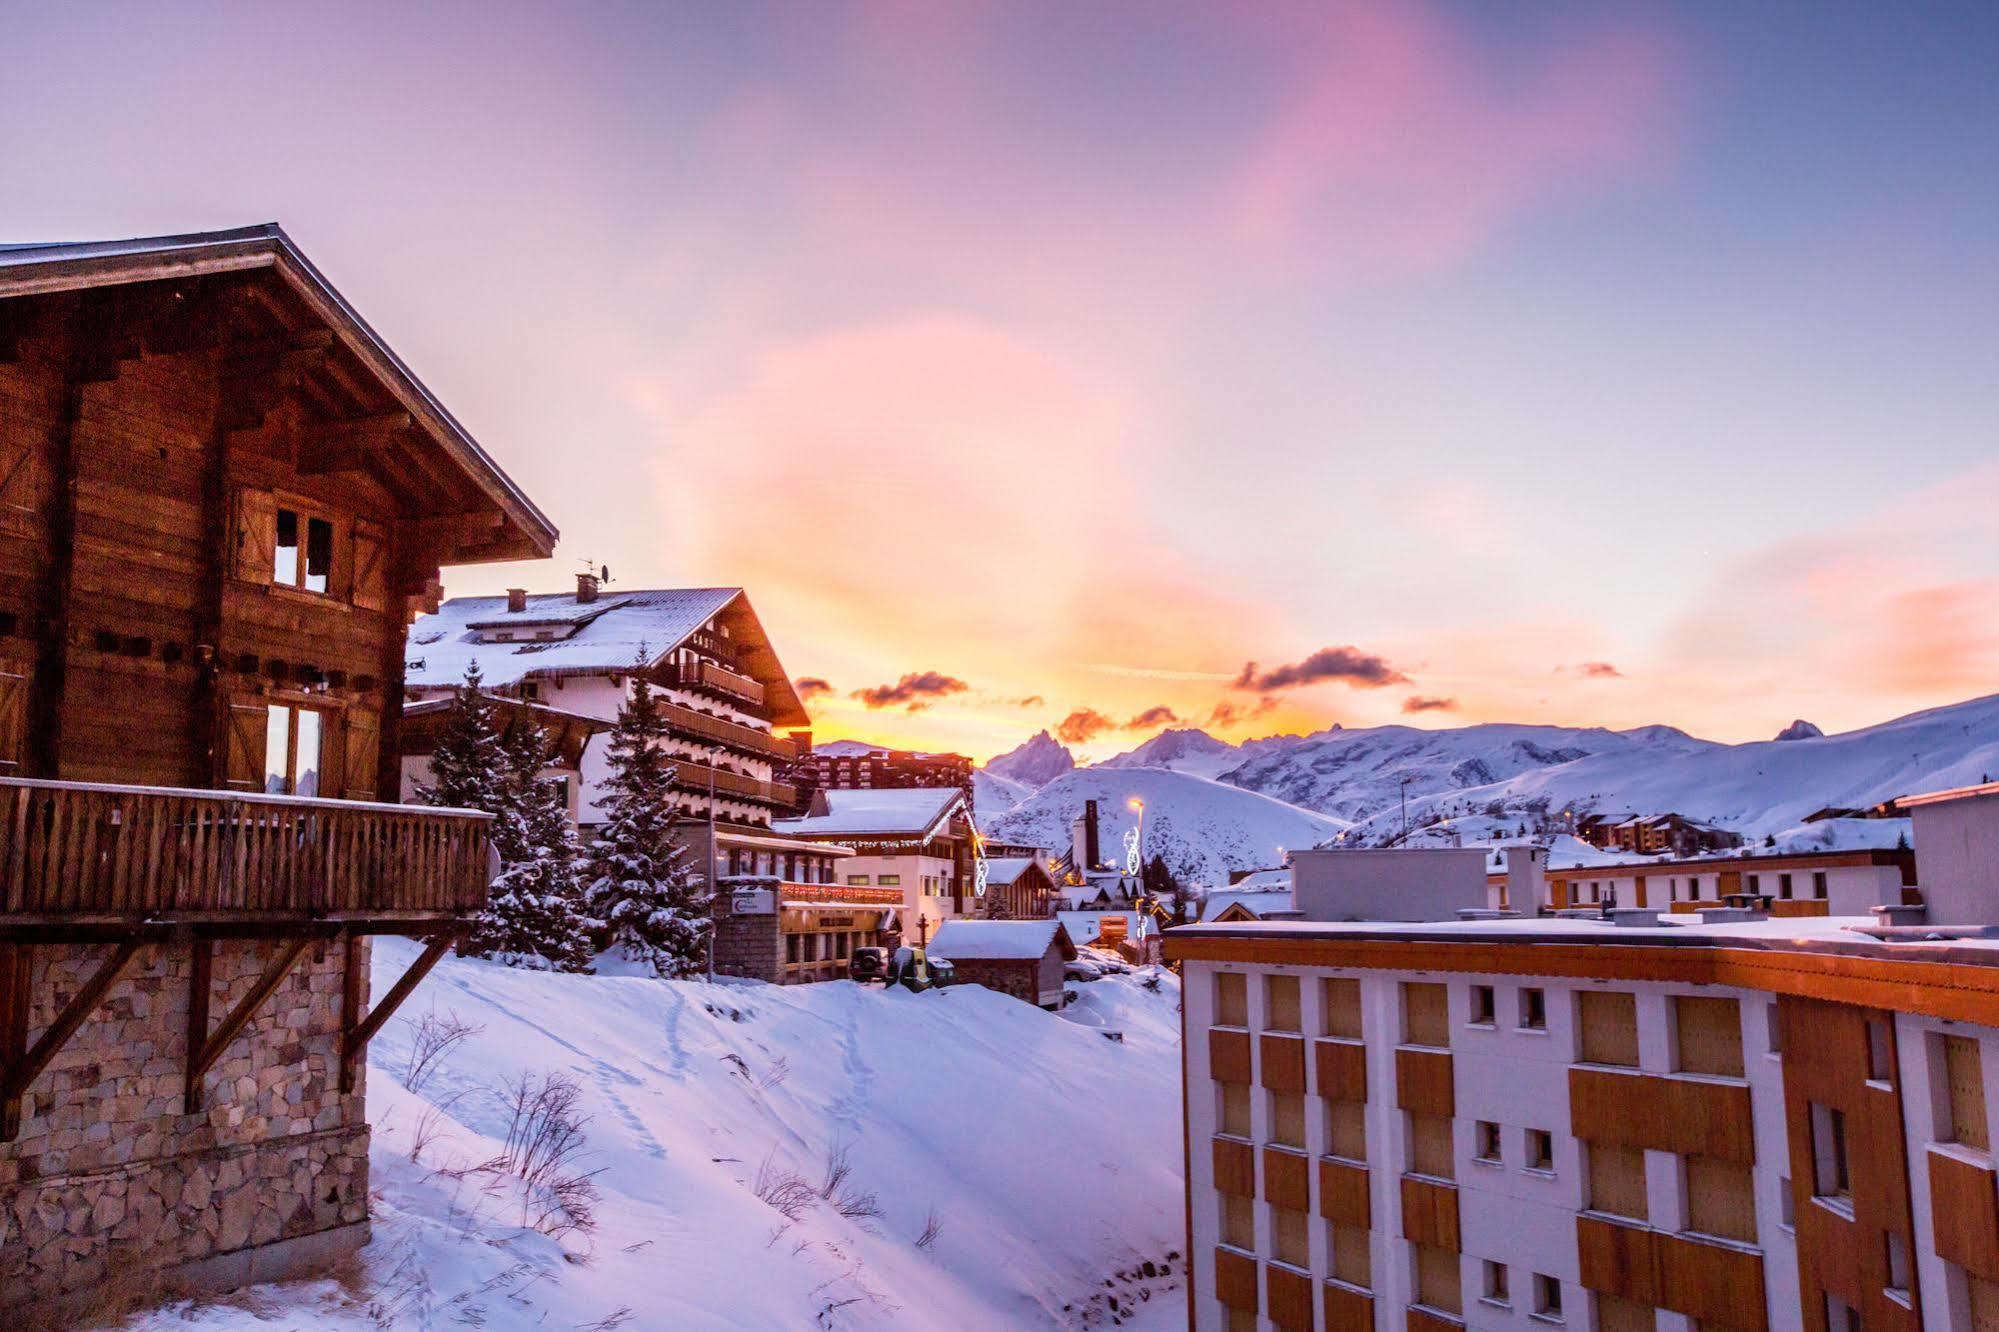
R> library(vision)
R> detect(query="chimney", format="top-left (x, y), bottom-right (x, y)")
top-left (1503, 844), bottom-right (1547, 913)
top-left (506, 587), bottom-right (527, 613)
top-left (576, 572), bottom-right (599, 604)
top-left (1084, 798), bottom-right (1102, 869)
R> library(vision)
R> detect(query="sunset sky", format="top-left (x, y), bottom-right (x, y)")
top-left (7, 2), bottom-right (1997, 761)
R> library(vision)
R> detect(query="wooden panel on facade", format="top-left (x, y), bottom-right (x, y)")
top-left (1579, 990), bottom-right (1640, 1067)
top-left (1261, 1032), bottom-right (1307, 1093)
top-left (1213, 1136), bottom-right (1256, 1198)
top-left (1263, 1145), bottom-right (1311, 1211)
top-left (1403, 982), bottom-right (1449, 1048)
top-left (1322, 1279), bottom-right (1373, 1332)
top-left (1214, 970), bottom-right (1248, 1027)
top-left (1408, 1113), bottom-right (1454, 1181)
top-left (1210, 1027), bottom-right (1253, 1085)
top-left (1319, 1155), bottom-right (1370, 1226)
top-left (1929, 1147), bottom-right (1999, 1282)
top-left (1323, 976), bottom-right (1362, 1039)
top-left (1569, 1066), bottom-right (1753, 1164)
top-left (1214, 1246), bottom-right (1259, 1312)
top-left (1405, 1308), bottom-right (1463, 1332)
top-left (1577, 1214), bottom-right (1663, 1308)
top-left (1316, 1037), bottom-right (1367, 1102)
top-left (1396, 1047), bottom-right (1455, 1117)
top-left (1944, 1034), bottom-right (1990, 1150)
top-left (1412, 1242), bottom-right (1462, 1317)
top-left (1674, 995), bottom-right (1745, 1077)
top-left (1655, 1230), bottom-right (1768, 1332)
top-left (1400, 1174), bottom-right (1461, 1251)
top-left (1265, 974), bottom-right (1302, 1033)
top-left (1684, 1154), bottom-right (1757, 1243)
top-left (1265, 1262), bottom-right (1314, 1331)
top-left (1587, 1142), bottom-right (1650, 1221)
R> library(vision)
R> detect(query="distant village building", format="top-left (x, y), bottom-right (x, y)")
top-left (710, 839), bottom-right (903, 985)
top-left (792, 744), bottom-right (974, 813)
top-left (775, 787), bottom-right (976, 945)
top-left (926, 920), bottom-right (1076, 1009)
top-left (1548, 846), bottom-right (1916, 917)
top-left (979, 856), bottom-right (1061, 920)
top-left (0, 226), bottom-right (551, 1305)
top-left (1578, 811), bottom-right (1742, 856)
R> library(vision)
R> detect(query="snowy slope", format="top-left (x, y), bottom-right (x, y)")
top-left (1098, 728), bottom-right (1244, 780)
top-left (141, 941), bottom-right (1185, 1332)
top-left (1220, 722), bottom-right (1716, 823)
top-left (1349, 693), bottom-right (1999, 843)
top-left (985, 730), bottom-right (1076, 787)
top-left (988, 767), bottom-right (1349, 888)
top-left (974, 768), bottom-right (1034, 820)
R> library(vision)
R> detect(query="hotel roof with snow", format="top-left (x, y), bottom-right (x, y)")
top-left (774, 787), bottom-right (967, 840)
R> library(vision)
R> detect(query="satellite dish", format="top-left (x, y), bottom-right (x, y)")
top-left (601, 564), bottom-right (612, 583)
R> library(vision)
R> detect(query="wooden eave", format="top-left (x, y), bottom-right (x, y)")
top-left (0, 224), bottom-right (557, 565)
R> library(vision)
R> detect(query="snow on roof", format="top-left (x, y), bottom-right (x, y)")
top-left (981, 857), bottom-right (1040, 886)
top-left (928, 919), bottom-right (1073, 961)
top-left (1057, 910), bottom-right (1139, 943)
top-left (406, 588), bottom-right (742, 689)
top-left (775, 787), bottom-right (965, 839)
top-left (1200, 889), bottom-right (1296, 921)
top-left (1228, 868), bottom-right (1290, 892)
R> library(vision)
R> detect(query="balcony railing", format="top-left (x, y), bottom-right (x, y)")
top-left (669, 760), bottom-right (797, 809)
top-left (780, 883), bottom-right (904, 908)
top-left (664, 660), bottom-right (767, 709)
top-left (658, 698), bottom-right (797, 762)
top-left (0, 777), bottom-right (493, 922)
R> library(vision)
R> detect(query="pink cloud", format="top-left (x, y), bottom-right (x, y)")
top-left (1224, 2), bottom-right (1681, 277)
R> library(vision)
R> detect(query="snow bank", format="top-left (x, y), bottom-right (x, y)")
top-left (134, 940), bottom-right (1185, 1330)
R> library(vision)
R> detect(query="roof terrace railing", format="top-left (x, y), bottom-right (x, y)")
top-left (0, 777), bottom-right (493, 922)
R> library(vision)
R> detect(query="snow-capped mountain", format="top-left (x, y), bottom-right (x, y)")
top-left (1345, 692), bottom-right (1999, 844)
top-left (972, 768), bottom-right (1034, 820)
top-left (1219, 722), bottom-right (1716, 823)
top-left (986, 767), bottom-right (1349, 888)
top-left (1774, 719), bottom-right (1824, 742)
top-left (984, 729), bottom-right (1075, 787)
top-left (1097, 728), bottom-right (1243, 779)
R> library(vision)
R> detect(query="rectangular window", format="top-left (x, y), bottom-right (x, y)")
top-left (1779, 872), bottom-right (1794, 899)
top-left (1533, 1272), bottom-right (1564, 1321)
top-left (1404, 982), bottom-right (1449, 1048)
top-left (846, 874), bottom-right (871, 885)
top-left (1215, 972), bottom-right (1248, 1027)
top-left (1269, 1092), bottom-right (1306, 1149)
top-left (1811, 1103), bottom-right (1851, 1200)
top-left (1674, 995), bottom-right (1744, 1077)
top-left (1220, 1192), bottom-right (1254, 1249)
top-left (1265, 974), bottom-right (1301, 1032)
top-left (1470, 984), bottom-right (1496, 1026)
top-left (1475, 1120), bottom-right (1502, 1164)
top-left (1813, 871), bottom-right (1829, 899)
top-left (262, 703), bottom-right (323, 796)
top-left (1327, 1099), bottom-right (1366, 1161)
top-left (1884, 1231), bottom-right (1911, 1298)
top-left (1824, 1294), bottom-right (1860, 1332)
top-left (1415, 1243), bottom-right (1462, 1315)
top-left (1332, 1224), bottom-right (1370, 1288)
top-left (1520, 987), bottom-right (1547, 1031)
top-left (876, 874), bottom-right (900, 886)
top-left (1942, 1034), bottom-right (1990, 1150)
top-left (1587, 1144), bottom-right (1649, 1221)
top-left (1768, 1000), bottom-right (1784, 1055)
top-left (1409, 1112), bottom-right (1454, 1180)
top-left (1322, 977), bottom-right (1362, 1038)
top-left (1219, 1083), bottom-right (1251, 1139)
top-left (1482, 1259), bottom-right (1510, 1306)
top-left (273, 507), bottom-right (335, 593)
top-left (1578, 990), bottom-right (1639, 1066)
top-left (1271, 1205), bottom-right (1309, 1269)
top-left (1684, 1155), bottom-right (1757, 1242)
top-left (1526, 1128), bottom-right (1554, 1172)
top-left (1866, 1018), bottom-right (1894, 1083)
top-left (1779, 1175), bottom-right (1795, 1227)
top-left (274, 506), bottom-right (298, 585)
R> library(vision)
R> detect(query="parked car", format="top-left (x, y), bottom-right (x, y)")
top-left (927, 957), bottom-right (957, 988)
top-left (883, 946), bottom-right (948, 992)
top-left (849, 946), bottom-right (889, 984)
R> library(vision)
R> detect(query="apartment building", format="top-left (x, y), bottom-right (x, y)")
top-left (774, 786), bottom-right (977, 945)
top-left (1166, 782), bottom-right (1999, 1332)
top-left (1547, 847), bottom-right (1916, 919)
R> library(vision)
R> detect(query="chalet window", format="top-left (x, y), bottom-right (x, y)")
top-left (1779, 873), bottom-right (1794, 899)
top-left (263, 704), bottom-right (323, 796)
top-left (1470, 985), bottom-right (1496, 1026)
top-left (1483, 1260), bottom-right (1510, 1306)
top-left (1475, 1120), bottom-right (1502, 1164)
top-left (1532, 1272), bottom-right (1564, 1321)
top-left (1519, 988), bottom-right (1547, 1031)
top-left (1811, 1103), bottom-right (1851, 1202)
top-left (274, 507), bottom-right (335, 594)
top-left (1526, 1128), bottom-right (1555, 1172)
top-left (1813, 871), bottom-right (1829, 899)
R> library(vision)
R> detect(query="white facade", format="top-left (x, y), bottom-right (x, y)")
top-left (1290, 848), bottom-right (1489, 922)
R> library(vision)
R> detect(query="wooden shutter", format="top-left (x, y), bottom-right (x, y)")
top-left (314, 708), bottom-right (345, 799)
top-left (0, 664), bottom-right (29, 771)
top-left (234, 489), bottom-right (276, 585)
top-left (1580, 991), bottom-right (1641, 1067)
top-left (343, 706), bottom-right (381, 801)
top-left (1323, 977), bottom-right (1363, 1039)
top-left (1685, 1155), bottom-right (1757, 1242)
top-left (221, 700), bottom-right (269, 791)
top-left (1945, 1035), bottom-right (1990, 1150)
top-left (1675, 996), bottom-right (1745, 1077)
top-left (1403, 982), bottom-right (1449, 1048)
top-left (350, 519), bottom-right (389, 612)
top-left (1587, 1144), bottom-right (1650, 1221)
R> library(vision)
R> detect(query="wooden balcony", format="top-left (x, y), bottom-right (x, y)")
top-left (780, 883), bottom-right (904, 908)
top-left (657, 698), bottom-right (797, 762)
top-left (665, 659), bottom-right (767, 709)
top-left (670, 760), bottom-right (797, 809)
top-left (0, 777), bottom-right (492, 934)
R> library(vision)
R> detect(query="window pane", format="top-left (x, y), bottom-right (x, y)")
top-left (294, 708), bottom-right (321, 797)
top-left (263, 706), bottom-right (289, 794)
top-left (274, 508), bottom-right (300, 585)
top-left (304, 517), bottom-right (334, 593)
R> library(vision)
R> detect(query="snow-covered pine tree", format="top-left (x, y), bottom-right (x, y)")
top-left (587, 659), bottom-right (712, 977)
top-left (462, 716), bottom-right (596, 971)
top-left (416, 662), bottom-right (510, 812)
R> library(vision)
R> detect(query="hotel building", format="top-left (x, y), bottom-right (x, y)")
top-left (1166, 782), bottom-right (1999, 1332)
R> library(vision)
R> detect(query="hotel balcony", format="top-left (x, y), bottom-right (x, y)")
top-left (670, 760), bottom-right (798, 810)
top-left (664, 659), bottom-right (768, 711)
top-left (0, 777), bottom-right (493, 938)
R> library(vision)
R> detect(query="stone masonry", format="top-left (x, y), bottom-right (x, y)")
top-left (0, 936), bottom-right (370, 1306)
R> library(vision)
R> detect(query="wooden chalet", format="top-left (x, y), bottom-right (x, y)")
top-left (0, 225), bottom-right (555, 1305)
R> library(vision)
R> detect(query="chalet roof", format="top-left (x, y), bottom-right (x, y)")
top-left (774, 787), bottom-right (965, 840)
top-left (406, 587), bottom-right (811, 726)
top-left (1200, 888), bottom-right (1296, 922)
top-left (0, 224), bottom-right (556, 562)
top-left (981, 857), bottom-right (1042, 887)
top-left (927, 919), bottom-right (1076, 962)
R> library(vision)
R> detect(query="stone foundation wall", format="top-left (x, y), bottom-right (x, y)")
top-left (712, 899), bottom-right (781, 983)
top-left (0, 936), bottom-right (370, 1306)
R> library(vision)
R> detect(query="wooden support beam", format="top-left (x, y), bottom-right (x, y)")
top-left (0, 943), bottom-right (30, 1140)
top-left (0, 939), bottom-right (140, 1140)
top-left (184, 935), bottom-right (312, 1113)
top-left (341, 934), bottom-right (452, 1094)
top-left (296, 412), bottom-right (415, 476)
top-left (183, 937), bottom-right (213, 1114)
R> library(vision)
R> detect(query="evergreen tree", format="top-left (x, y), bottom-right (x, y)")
top-left (586, 662), bottom-right (712, 977)
top-left (417, 662), bottom-right (510, 812)
top-left (463, 717), bottom-right (595, 971)
top-left (1141, 852), bottom-right (1178, 902)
